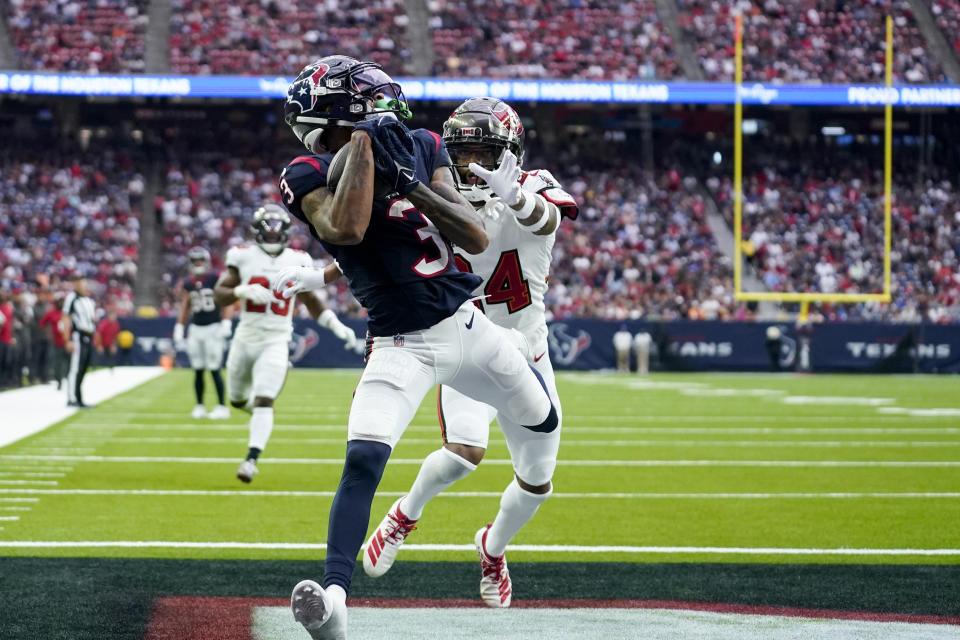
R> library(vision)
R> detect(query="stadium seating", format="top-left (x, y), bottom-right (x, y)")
top-left (677, 0), bottom-right (946, 83)
top-left (168, 0), bottom-right (411, 75)
top-left (5, 0), bottom-right (147, 73)
top-left (705, 143), bottom-right (960, 322)
top-left (0, 148), bottom-right (142, 314)
top-left (427, 0), bottom-right (680, 80)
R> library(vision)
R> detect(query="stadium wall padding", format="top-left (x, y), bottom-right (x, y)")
top-left (115, 318), bottom-right (960, 373)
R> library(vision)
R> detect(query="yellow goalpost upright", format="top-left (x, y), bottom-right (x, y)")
top-left (731, 14), bottom-right (894, 318)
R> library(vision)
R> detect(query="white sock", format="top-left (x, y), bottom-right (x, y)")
top-left (485, 479), bottom-right (552, 558)
top-left (248, 407), bottom-right (274, 451)
top-left (400, 447), bottom-right (476, 520)
top-left (325, 584), bottom-right (346, 607)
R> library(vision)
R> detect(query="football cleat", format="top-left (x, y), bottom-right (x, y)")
top-left (291, 579), bottom-right (347, 640)
top-left (190, 405), bottom-right (207, 419)
top-left (236, 459), bottom-right (258, 483)
top-left (475, 524), bottom-right (512, 608)
top-left (363, 497), bottom-right (418, 577)
top-left (207, 405), bottom-right (230, 420)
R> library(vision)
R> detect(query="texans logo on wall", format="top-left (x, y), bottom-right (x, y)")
top-left (289, 329), bottom-right (320, 363)
top-left (548, 323), bottom-right (591, 366)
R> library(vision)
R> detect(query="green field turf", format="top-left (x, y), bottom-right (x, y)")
top-left (1, 370), bottom-right (958, 565)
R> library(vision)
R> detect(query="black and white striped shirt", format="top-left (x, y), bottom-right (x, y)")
top-left (63, 292), bottom-right (97, 335)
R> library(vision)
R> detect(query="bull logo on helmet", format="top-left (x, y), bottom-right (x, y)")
top-left (307, 63), bottom-right (330, 109)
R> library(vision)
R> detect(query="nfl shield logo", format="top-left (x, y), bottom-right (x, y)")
top-left (393, 335), bottom-right (404, 347)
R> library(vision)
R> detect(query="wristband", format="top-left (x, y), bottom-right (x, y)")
top-left (317, 308), bottom-right (337, 329)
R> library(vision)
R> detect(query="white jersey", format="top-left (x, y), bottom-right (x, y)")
top-left (455, 169), bottom-right (577, 354)
top-left (226, 244), bottom-right (313, 344)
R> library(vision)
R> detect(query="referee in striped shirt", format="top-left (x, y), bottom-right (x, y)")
top-left (63, 275), bottom-right (97, 408)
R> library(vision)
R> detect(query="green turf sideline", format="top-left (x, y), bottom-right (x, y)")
top-left (0, 367), bottom-right (165, 448)
top-left (1, 558), bottom-right (958, 640)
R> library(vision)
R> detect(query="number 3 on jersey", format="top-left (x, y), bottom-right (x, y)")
top-left (244, 276), bottom-right (292, 316)
top-left (456, 249), bottom-right (531, 313)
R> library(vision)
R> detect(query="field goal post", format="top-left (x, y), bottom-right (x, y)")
top-left (731, 13), bottom-right (894, 321)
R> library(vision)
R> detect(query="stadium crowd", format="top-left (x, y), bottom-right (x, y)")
top-left (168, 0), bottom-right (411, 75)
top-left (677, 0), bottom-right (946, 83)
top-left (5, 0), bottom-right (147, 73)
top-left (427, 0), bottom-right (679, 80)
top-left (4, 0), bottom-right (957, 83)
top-left (706, 138), bottom-right (960, 322)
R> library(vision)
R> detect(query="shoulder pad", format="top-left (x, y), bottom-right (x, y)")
top-left (521, 169), bottom-right (579, 220)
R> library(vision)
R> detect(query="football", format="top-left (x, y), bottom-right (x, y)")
top-left (326, 144), bottom-right (393, 199)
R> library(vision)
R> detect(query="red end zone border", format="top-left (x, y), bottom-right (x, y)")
top-left (144, 596), bottom-right (960, 640)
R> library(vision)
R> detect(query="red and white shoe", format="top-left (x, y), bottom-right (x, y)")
top-left (362, 497), bottom-right (418, 577)
top-left (474, 524), bottom-right (512, 608)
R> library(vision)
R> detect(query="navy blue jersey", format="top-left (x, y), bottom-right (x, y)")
top-left (279, 128), bottom-right (482, 336)
top-left (183, 273), bottom-right (221, 326)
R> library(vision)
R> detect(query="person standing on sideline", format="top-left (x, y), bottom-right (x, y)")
top-left (613, 324), bottom-right (633, 372)
top-left (39, 294), bottom-right (69, 389)
top-left (0, 289), bottom-right (13, 388)
top-left (95, 310), bottom-right (121, 370)
top-left (174, 247), bottom-right (233, 419)
top-left (63, 275), bottom-right (97, 407)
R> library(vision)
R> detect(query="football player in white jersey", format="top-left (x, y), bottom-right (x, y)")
top-left (360, 98), bottom-right (579, 607)
top-left (213, 204), bottom-right (361, 483)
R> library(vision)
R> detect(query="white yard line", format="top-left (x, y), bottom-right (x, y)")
top-left (34, 436), bottom-right (960, 448)
top-left (0, 488), bottom-right (957, 499)
top-left (0, 516), bottom-right (20, 521)
top-left (2, 454), bottom-right (959, 467)
top-left (59, 423), bottom-right (960, 435)
top-left (0, 367), bottom-right (166, 448)
top-left (0, 540), bottom-right (957, 556)
top-left (0, 497), bottom-right (39, 502)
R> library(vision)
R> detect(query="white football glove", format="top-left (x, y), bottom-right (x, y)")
top-left (218, 318), bottom-right (233, 340)
top-left (318, 308), bottom-right (357, 351)
top-left (173, 323), bottom-right (186, 352)
top-left (468, 150), bottom-right (522, 206)
top-left (233, 283), bottom-right (272, 305)
top-left (273, 266), bottom-right (327, 300)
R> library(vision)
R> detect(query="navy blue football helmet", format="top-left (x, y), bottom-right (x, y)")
top-left (284, 55), bottom-right (412, 153)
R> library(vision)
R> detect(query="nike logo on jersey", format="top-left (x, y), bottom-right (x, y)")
top-left (465, 312), bottom-right (475, 330)
top-left (534, 351), bottom-right (546, 362)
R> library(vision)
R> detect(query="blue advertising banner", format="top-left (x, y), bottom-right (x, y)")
top-left (4, 70), bottom-right (960, 107)
top-left (117, 318), bottom-right (960, 373)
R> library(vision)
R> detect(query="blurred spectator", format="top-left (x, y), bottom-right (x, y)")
top-left (95, 309), bottom-right (120, 367)
top-left (38, 294), bottom-right (69, 388)
top-left (705, 137), bottom-right (960, 323)
top-left (428, 0), bottom-right (680, 80)
top-left (169, 0), bottom-right (411, 75)
top-left (0, 289), bottom-right (13, 387)
top-left (6, 0), bottom-right (148, 73)
top-left (677, 0), bottom-right (945, 83)
top-left (613, 323), bottom-right (632, 371)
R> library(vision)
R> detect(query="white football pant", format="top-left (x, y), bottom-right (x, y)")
top-left (349, 302), bottom-right (554, 451)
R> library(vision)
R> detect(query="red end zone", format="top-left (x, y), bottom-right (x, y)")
top-left (144, 596), bottom-right (960, 639)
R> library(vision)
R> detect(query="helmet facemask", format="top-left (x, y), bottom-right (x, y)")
top-left (251, 205), bottom-right (291, 257)
top-left (187, 247), bottom-right (210, 276)
top-left (447, 142), bottom-right (508, 203)
top-left (285, 58), bottom-right (412, 154)
top-left (442, 97), bottom-right (525, 204)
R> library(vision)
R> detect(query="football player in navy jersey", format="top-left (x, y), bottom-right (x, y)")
top-left (173, 247), bottom-right (232, 419)
top-left (277, 56), bottom-right (558, 640)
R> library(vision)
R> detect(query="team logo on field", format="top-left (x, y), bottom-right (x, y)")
top-left (289, 328), bottom-right (320, 363)
top-left (547, 323), bottom-right (591, 366)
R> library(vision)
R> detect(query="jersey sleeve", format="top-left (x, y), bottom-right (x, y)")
top-left (521, 169), bottom-right (580, 220)
top-left (412, 129), bottom-right (452, 175)
top-left (225, 246), bottom-right (244, 271)
top-left (279, 155), bottom-right (332, 227)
